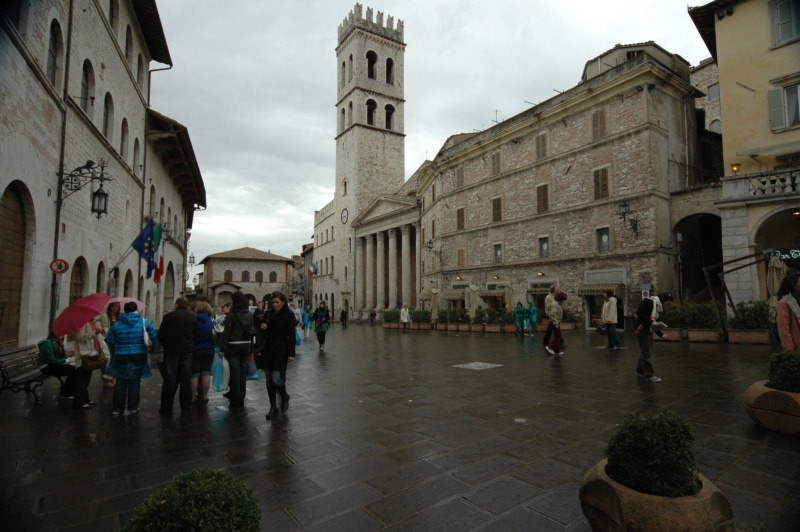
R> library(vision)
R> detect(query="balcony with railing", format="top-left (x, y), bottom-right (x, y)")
top-left (719, 166), bottom-right (800, 205)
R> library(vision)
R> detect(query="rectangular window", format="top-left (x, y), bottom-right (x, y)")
top-left (494, 244), bottom-right (502, 264)
top-left (536, 133), bottom-right (547, 159)
top-left (707, 83), bottom-right (720, 100)
top-left (456, 167), bottom-right (464, 188)
top-left (491, 152), bottom-right (501, 175)
top-left (592, 109), bottom-right (606, 139)
top-left (594, 168), bottom-right (609, 199)
top-left (537, 184), bottom-right (549, 213)
top-left (769, 83), bottom-right (800, 130)
top-left (431, 220), bottom-right (435, 239)
top-left (786, 84), bottom-right (800, 127)
top-left (492, 198), bottom-right (502, 222)
top-left (539, 237), bottom-right (549, 259)
top-left (772, 0), bottom-right (800, 45)
top-left (457, 249), bottom-right (465, 266)
top-left (457, 207), bottom-right (465, 230)
top-left (432, 184), bottom-right (436, 201)
top-left (597, 228), bottom-right (610, 252)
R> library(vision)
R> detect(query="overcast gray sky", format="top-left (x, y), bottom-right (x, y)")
top-left (149, 0), bottom-right (711, 280)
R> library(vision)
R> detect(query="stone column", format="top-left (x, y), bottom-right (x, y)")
top-left (401, 224), bottom-right (411, 306)
top-left (355, 237), bottom-right (364, 310)
top-left (388, 228), bottom-right (398, 309)
top-left (376, 231), bottom-right (386, 310)
top-left (365, 233), bottom-right (375, 310)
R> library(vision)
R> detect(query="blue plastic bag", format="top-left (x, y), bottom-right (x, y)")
top-left (211, 353), bottom-right (225, 392)
top-left (295, 329), bottom-right (302, 345)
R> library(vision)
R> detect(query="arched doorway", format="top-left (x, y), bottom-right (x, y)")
top-left (0, 185), bottom-right (26, 348)
top-left (70, 257), bottom-right (89, 304)
top-left (674, 214), bottom-right (723, 302)
top-left (124, 269), bottom-right (134, 297)
top-left (754, 208), bottom-right (800, 271)
top-left (163, 263), bottom-right (176, 314)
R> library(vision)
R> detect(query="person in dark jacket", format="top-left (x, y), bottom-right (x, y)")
top-left (190, 300), bottom-right (215, 404)
top-left (634, 297), bottom-right (662, 383)
top-left (313, 302), bottom-right (331, 351)
top-left (106, 302), bottom-right (156, 415)
top-left (260, 291), bottom-right (297, 419)
top-left (221, 292), bottom-right (255, 409)
top-left (157, 297), bottom-right (196, 413)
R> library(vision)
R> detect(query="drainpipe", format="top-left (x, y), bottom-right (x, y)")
top-left (49, 0), bottom-right (76, 326)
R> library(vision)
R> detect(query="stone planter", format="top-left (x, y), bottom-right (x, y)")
top-left (501, 324), bottom-right (516, 333)
top-left (437, 323), bottom-right (450, 331)
top-left (484, 324), bottom-right (502, 333)
top-left (656, 327), bottom-right (684, 341)
top-left (457, 323), bottom-right (471, 332)
top-left (743, 380), bottom-right (800, 435)
top-left (579, 459), bottom-right (734, 532)
top-left (687, 329), bottom-right (721, 342)
top-left (727, 329), bottom-right (770, 344)
top-left (470, 324), bottom-right (485, 333)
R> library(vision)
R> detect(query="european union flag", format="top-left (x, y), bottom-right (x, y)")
top-left (131, 220), bottom-right (156, 278)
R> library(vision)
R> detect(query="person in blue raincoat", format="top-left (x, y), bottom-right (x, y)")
top-left (106, 301), bottom-right (156, 415)
top-left (514, 302), bottom-right (527, 335)
top-left (527, 300), bottom-right (538, 336)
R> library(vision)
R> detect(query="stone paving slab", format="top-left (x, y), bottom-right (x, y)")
top-left (0, 325), bottom-right (798, 531)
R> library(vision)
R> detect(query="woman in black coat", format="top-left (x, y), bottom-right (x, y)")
top-left (259, 291), bottom-right (297, 419)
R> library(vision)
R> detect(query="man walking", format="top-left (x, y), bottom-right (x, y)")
top-left (157, 297), bottom-right (196, 414)
top-left (541, 286), bottom-right (557, 349)
top-left (340, 308), bottom-right (348, 329)
top-left (602, 290), bottom-right (621, 350)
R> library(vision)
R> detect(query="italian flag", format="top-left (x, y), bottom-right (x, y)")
top-left (153, 223), bottom-right (165, 283)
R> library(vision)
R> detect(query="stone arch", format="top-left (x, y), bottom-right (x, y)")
top-left (751, 207), bottom-right (800, 270)
top-left (80, 59), bottom-right (95, 117)
top-left (366, 50), bottom-right (377, 79)
top-left (163, 262), bottom-right (176, 313)
top-left (123, 269), bottom-right (134, 296)
top-left (46, 18), bottom-right (64, 87)
top-left (674, 213), bottom-right (722, 302)
top-left (385, 104), bottom-right (395, 130)
top-left (102, 92), bottom-right (114, 141)
top-left (0, 182), bottom-right (35, 348)
top-left (69, 256), bottom-right (89, 303)
top-left (386, 58), bottom-right (394, 84)
top-left (96, 262), bottom-right (106, 293)
top-left (366, 99), bottom-right (376, 126)
top-left (269, 271), bottom-right (277, 282)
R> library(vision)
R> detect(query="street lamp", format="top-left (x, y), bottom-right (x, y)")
top-left (617, 201), bottom-right (639, 238)
top-left (58, 159), bottom-right (113, 219)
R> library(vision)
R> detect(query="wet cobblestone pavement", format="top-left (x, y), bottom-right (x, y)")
top-left (1, 325), bottom-right (798, 531)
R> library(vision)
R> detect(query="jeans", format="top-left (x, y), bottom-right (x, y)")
top-left (636, 333), bottom-right (654, 377)
top-left (606, 324), bottom-right (621, 349)
top-left (226, 343), bottom-right (250, 407)
top-left (160, 351), bottom-right (193, 412)
top-left (113, 376), bottom-right (141, 411)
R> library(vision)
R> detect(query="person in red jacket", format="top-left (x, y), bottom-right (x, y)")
top-left (776, 272), bottom-right (800, 352)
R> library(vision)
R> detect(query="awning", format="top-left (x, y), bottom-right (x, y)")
top-left (440, 289), bottom-right (465, 300)
top-left (479, 289), bottom-right (506, 297)
top-left (737, 141), bottom-right (800, 158)
top-left (419, 283), bottom-right (434, 301)
top-left (527, 286), bottom-right (552, 294)
top-left (577, 283), bottom-right (625, 297)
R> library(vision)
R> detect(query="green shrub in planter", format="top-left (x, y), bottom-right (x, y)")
top-left (728, 300), bottom-right (770, 329)
top-left (562, 308), bottom-right (576, 323)
top-left (605, 411), bottom-right (700, 498)
top-left (498, 307), bottom-right (514, 324)
top-left (660, 302), bottom-right (688, 328)
top-left (485, 308), bottom-right (499, 324)
top-left (684, 302), bottom-right (721, 329)
top-left (767, 352), bottom-right (800, 393)
top-left (124, 470), bottom-right (260, 532)
top-left (383, 309), bottom-right (400, 322)
top-left (473, 307), bottom-right (486, 324)
top-left (411, 309), bottom-right (431, 323)
top-left (436, 309), bottom-right (448, 324)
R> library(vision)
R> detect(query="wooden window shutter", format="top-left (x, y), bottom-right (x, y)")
top-left (768, 88), bottom-right (786, 131)
top-left (492, 198), bottom-right (502, 222)
top-left (457, 208), bottom-right (465, 230)
top-left (594, 168), bottom-right (609, 199)
top-left (537, 185), bottom-right (549, 212)
top-left (592, 110), bottom-right (606, 139)
top-left (492, 153), bottom-right (500, 175)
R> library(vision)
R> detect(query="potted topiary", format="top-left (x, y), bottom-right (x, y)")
top-left (685, 302), bottom-right (722, 342)
top-left (436, 309), bottom-right (449, 331)
top-left (456, 307), bottom-right (471, 332)
top-left (727, 300), bottom-right (771, 344)
top-left (124, 469), bottom-right (261, 532)
top-left (499, 307), bottom-right (516, 333)
top-left (382, 309), bottom-right (400, 329)
top-left (579, 411), bottom-right (733, 531)
top-left (657, 301), bottom-right (687, 341)
top-left (471, 307), bottom-right (486, 332)
top-left (485, 308), bottom-right (501, 333)
top-left (743, 351), bottom-right (800, 435)
top-left (410, 309), bottom-right (431, 330)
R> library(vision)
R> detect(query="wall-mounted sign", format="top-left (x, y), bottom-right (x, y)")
top-left (50, 259), bottom-right (69, 274)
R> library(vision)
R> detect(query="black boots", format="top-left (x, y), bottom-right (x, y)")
top-left (266, 406), bottom-right (279, 419)
top-left (266, 385), bottom-right (289, 418)
top-left (279, 388), bottom-right (290, 413)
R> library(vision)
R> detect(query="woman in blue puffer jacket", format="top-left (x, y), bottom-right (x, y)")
top-left (106, 301), bottom-right (157, 415)
top-left (190, 300), bottom-right (215, 403)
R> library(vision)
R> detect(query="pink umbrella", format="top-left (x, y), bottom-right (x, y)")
top-left (52, 293), bottom-right (111, 337)
top-left (109, 296), bottom-right (145, 313)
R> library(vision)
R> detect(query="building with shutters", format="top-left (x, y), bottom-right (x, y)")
top-left (0, 0), bottom-right (205, 349)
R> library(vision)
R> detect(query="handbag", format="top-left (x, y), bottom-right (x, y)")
top-left (295, 329), bottom-right (302, 345)
top-left (81, 331), bottom-right (108, 370)
top-left (211, 351), bottom-right (226, 392)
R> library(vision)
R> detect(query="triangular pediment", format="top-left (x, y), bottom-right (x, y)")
top-left (352, 195), bottom-right (417, 226)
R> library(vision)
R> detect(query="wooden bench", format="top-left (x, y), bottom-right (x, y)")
top-left (0, 344), bottom-right (52, 405)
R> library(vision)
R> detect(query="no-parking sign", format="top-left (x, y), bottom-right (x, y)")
top-left (50, 259), bottom-right (69, 274)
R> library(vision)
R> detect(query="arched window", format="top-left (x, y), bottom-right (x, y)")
top-left (136, 54), bottom-right (144, 87)
top-left (345, 266), bottom-right (348, 282)
top-left (124, 25), bottom-right (133, 64)
top-left (159, 197), bottom-right (165, 220)
top-left (224, 270), bottom-right (233, 282)
top-left (325, 229), bottom-right (329, 242)
top-left (330, 256), bottom-right (334, 274)
top-left (325, 258), bottom-right (328, 275)
top-left (366, 99), bottom-right (376, 126)
top-left (341, 61), bottom-right (345, 88)
top-left (133, 138), bottom-right (140, 176)
top-left (120, 118), bottom-right (128, 159)
top-left (386, 58), bottom-right (394, 84)
top-left (46, 20), bottom-right (63, 86)
top-left (149, 185), bottom-right (156, 217)
top-left (347, 101), bottom-right (353, 126)
top-left (348, 54), bottom-right (353, 82)
top-left (108, 0), bottom-right (119, 34)
top-left (343, 180), bottom-right (348, 195)
top-left (385, 104), bottom-right (395, 130)
top-left (103, 93), bottom-right (114, 141)
top-left (340, 108), bottom-right (345, 131)
top-left (255, 271), bottom-right (263, 282)
top-left (348, 237), bottom-right (352, 252)
top-left (69, 257), bottom-right (88, 303)
top-left (269, 271), bottom-right (277, 282)
top-left (124, 269), bottom-right (133, 297)
top-left (80, 60), bottom-right (95, 115)
top-left (242, 271), bottom-right (250, 282)
top-left (366, 51), bottom-right (377, 79)
top-left (96, 262), bottom-right (106, 293)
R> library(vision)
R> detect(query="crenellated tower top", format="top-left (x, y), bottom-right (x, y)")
top-left (338, 3), bottom-right (404, 45)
